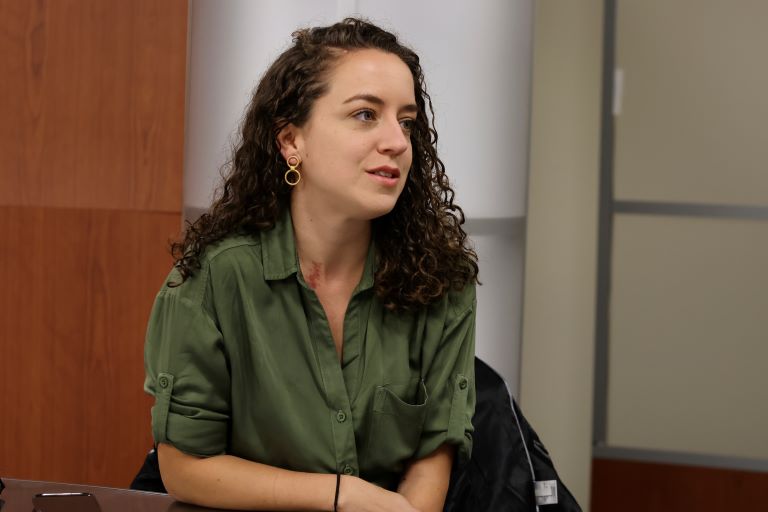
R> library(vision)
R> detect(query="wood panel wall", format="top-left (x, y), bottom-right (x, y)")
top-left (592, 458), bottom-right (768, 512)
top-left (0, 0), bottom-right (187, 487)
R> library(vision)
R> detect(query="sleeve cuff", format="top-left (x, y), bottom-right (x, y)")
top-left (150, 372), bottom-right (228, 457)
top-left (414, 373), bottom-right (474, 463)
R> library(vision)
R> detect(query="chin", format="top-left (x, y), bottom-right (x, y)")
top-left (358, 200), bottom-right (399, 221)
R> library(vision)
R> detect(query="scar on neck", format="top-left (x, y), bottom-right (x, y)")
top-left (306, 262), bottom-right (322, 289)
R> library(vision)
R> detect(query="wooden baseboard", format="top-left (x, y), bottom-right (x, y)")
top-left (591, 457), bottom-right (768, 512)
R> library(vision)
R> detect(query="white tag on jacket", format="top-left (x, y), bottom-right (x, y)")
top-left (535, 480), bottom-right (558, 505)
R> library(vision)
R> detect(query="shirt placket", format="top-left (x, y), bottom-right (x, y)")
top-left (302, 286), bottom-right (361, 477)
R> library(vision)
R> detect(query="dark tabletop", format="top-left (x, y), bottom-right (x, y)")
top-left (0, 478), bottom-right (230, 512)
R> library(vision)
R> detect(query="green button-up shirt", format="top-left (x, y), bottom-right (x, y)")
top-left (144, 211), bottom-right (476, 490)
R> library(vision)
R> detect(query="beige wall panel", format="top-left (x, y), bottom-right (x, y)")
top-left (607, 214), bottom-right (768, 459)
top-left (521, 1), bottom-right (602, 507)
top-left (614, 0), bottom-right (768, 205)
top-left (0, 0), bottom-right (186, 211)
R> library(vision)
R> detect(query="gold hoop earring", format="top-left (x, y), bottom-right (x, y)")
top-left (284, 156), bottom-right (302, 186)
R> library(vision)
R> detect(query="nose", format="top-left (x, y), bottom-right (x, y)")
top-left (377, 116), bottom-right (410, 156)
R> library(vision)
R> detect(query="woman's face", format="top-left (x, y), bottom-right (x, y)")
top-left (285, 49), bottom-right (417, 221)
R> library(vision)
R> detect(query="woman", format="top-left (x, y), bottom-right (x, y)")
top-left (144, 18), bottom-right (479, 512)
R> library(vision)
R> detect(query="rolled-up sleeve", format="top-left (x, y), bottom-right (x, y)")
top-left (414, 285), bottom-right (476, 463)
top-left (143, 271), bottom-right (230, 457)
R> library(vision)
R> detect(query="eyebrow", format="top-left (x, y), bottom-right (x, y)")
top-left (343, 93), bottom-right (418, 113)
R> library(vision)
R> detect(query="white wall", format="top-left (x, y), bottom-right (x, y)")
top-left (184, 0), bottom-right (533, 392)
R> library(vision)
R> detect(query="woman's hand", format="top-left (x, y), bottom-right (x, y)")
top-left (337, 475), bottom-right (421, 512)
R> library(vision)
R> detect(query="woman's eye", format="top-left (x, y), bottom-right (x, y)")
top-left (399, 118), bottom-right (415, 132)
top-left (353, 109), bottom-right (376, 122)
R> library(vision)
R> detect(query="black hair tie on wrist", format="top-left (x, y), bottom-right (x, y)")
top-left (334, 472), bottom-right (341, 512)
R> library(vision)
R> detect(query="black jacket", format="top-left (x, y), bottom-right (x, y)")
top-left (444, 358), bottom-right (581, 511)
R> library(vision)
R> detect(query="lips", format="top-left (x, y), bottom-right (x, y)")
top-left (366, 166), bottom-right (401, 179)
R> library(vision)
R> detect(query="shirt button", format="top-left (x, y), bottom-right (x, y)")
top-left (158, 376), bottom-right (169, 389)
top-left (343, 465), bottom-right (354, 475)
top-left (459, 378), bottom-right (468, 390)
top-left (336, 410), bottom-right (347, 423)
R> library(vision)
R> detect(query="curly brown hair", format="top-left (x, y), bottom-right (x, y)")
top-left (172, 17), bottom-right (478, 311)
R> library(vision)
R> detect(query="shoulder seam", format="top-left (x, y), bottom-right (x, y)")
top-left (203, 236), bottom-right (261, 263)
top-left (155, 286), bottom-right (209, 312)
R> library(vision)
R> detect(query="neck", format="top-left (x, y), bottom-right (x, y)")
top-left (290, 197), bottom-right (371, 289)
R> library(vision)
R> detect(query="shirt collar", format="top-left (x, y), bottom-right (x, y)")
top-left (260, 208), bottom-right (376, 293)
top-left (260, 208), bottom-right (299, 280)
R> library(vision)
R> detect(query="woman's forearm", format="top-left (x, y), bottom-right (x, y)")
top-left (158, 443), bottom-right (421, 512)
top-left (397, 443), bottom-right (455, 512)
top-left (158, 442), bottom-right (336, 511)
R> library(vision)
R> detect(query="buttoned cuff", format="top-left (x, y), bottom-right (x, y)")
top-left (150, 372), bottom-right (228, 457)
top-left (414, 373), bottom-right (474, 463)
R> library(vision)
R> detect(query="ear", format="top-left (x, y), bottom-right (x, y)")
top-left (276, 123), bottom-right (303, 161)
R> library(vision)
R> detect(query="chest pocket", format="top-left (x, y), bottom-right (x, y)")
top-left (364, 378), bottom-right (429, 478)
